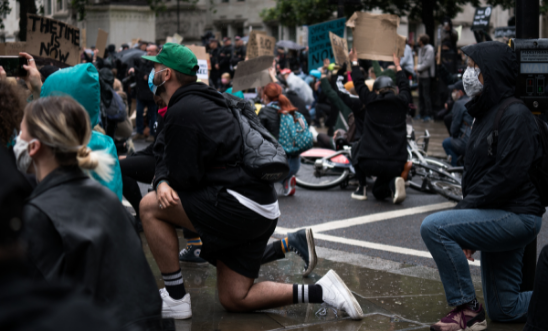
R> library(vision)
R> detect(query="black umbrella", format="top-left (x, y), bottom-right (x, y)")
top-left (114, 48), bottom-right (146, 68)
top-left (276, 40), bottom-right (306, 50)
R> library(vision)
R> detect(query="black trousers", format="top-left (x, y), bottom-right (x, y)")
top-left (119, 154), bottom-right (199, 239)
top-left (418, 78), bottom-right (433, 118)
top-left (524, 245), bottom-right (548, 331)
top-left (355, 160), bottom-right (404, 200)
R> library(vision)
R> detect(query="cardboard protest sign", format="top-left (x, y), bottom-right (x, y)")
top-left (232, 55), bottom-right (274, 92)
top-left (346, 12), bottom-right (358, 28)
top-left (353, 12), bottom-right (404, 62)
top-left (329, 32), bottom-right (349, 69)
top-left (187, 45), bottom-right (210, 86)
top-left (471, 6), bottom-right (492, 31)
top-left (0, 42), bottom-right (27, 55)
top-left (165, 36), bottom-right (173, 43)
top-left (172, 33), bottom-right (183, 44)
top-left (26, 14), bottom-right (80, 66)
top-left (95, 29), bottom-right (108, 59)
top-left (247, 30), bottom-right (274, 59)
top-left (308, 18), bottom-right (346, 70)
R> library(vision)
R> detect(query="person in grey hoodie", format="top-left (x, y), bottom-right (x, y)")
top-left (415, 34), bottom-right (436, 121)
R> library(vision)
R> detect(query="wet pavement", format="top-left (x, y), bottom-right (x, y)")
top-left (142, 232), bottom-right (525, 331)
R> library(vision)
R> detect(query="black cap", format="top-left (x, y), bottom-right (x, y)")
top-left (448, 80), bottom-right (464, 92)
top-left (373, 76), bottom-right (395, 91)
top-left (39, 65), bottom-right (60, 81)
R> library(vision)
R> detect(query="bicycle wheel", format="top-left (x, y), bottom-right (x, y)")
top-left (429, 179), bottom-right (463, 202)
top-left (408, 158), bottom-right (451, 193)
top-left (296, 157), bottom-right (350, 190)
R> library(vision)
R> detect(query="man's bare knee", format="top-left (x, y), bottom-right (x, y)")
top-left (139, 192), bottom-right (158, 221)
top-left (218, 291), bottom-right (249, 312)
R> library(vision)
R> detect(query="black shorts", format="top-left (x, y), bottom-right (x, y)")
top-left (178, 187), bottom-right (277, 279)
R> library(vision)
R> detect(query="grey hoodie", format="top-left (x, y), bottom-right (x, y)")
top-left (416, 44), bottom-right (435, 78)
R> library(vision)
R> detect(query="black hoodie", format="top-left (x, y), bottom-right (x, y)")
top-left (153, 83), bottom-right (276, 205)
top-left (457, 42), bottom-right (544, 216)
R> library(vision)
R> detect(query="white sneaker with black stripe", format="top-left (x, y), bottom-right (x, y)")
top-left (316, 270), bottom-right (363, 320)
top-left (159, 288), bottom-right (192, 319)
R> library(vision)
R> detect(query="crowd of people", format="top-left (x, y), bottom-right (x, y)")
top-left (0, 25), bottom-right (548, 331)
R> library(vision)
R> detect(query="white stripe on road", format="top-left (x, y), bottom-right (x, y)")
top-left (292, 202), bottom-right (456, 233)
top-left (275, 222), bottom-right (481, 267)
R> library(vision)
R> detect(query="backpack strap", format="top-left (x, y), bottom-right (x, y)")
top-left (488, 97), bottom-right (525, 156)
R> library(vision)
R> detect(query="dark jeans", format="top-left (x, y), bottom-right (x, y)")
top-left (119, 154), bottom-right (199, 239)
top-left (524, 245), bottom-right (548, 330)
top-left (418, 78), bottom-right (433, 118)
top-left (136, 99), bottom-right (157, 136)
top-left (444, 113), bottom-right (453, 135)
top-left (355, 160), bottom-right (404, 200)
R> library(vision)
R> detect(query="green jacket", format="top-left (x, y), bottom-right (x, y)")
top-left (40, 63), bottom-right (123, 201)
top-left (320, 78), bottom-right (352, 132)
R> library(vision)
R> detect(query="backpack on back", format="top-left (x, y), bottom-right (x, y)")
top-left (223, 93), bottom-right (289, 183)
top-left (101, 87), bottom-right (127, 123)
top-left (278, 111), bottom-right (314, 157)
top-left (490, 97), bottom-right (548, 206)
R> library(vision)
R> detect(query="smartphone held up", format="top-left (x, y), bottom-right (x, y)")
top-left (0, 56), bottom-right (28, 77)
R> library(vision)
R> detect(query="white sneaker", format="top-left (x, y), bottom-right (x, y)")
top-left (316, 270), bottom-right (363, 320)
top-left (159, 288), bottom-right (192, 319)
top-left (392, 177), bottom-right (406, 204)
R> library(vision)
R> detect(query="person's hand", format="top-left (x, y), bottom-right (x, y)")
top-left (119, 155), bottom-right (127, 160)
top-left (156, 182), bottom-right (180, 209)
top-left (392, 53), bottom-right (401, 69)
top-left (0, 66), bottom-right (6, 80)
top-left (463, 249), bottom-right (476, 262)
top-left (215, 64), bottom-right (219, 70)
top-left (19, 52), bottom-right (42, 97)
top-left (444, 103), bottom-right (448, 110)
top-left (128, 67), bottom-right (135, 74)
top-left (349, 48), bottom-right (358, 63)
top-left (93, 49), bottom-right (99, 60)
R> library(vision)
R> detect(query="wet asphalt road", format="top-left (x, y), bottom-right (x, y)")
top-left (132, 139), bottom-right (548, 276)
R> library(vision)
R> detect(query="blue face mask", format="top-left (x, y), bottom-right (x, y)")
top-left (148, 68), bottom-right (167, 95)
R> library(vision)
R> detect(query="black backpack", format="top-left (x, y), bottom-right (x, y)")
top-left (101, 87), bottom-right (127, 123)
top-left (490, 97), bottom-right (548, 206)
top-left (222, 93), bottom-right (289, 183)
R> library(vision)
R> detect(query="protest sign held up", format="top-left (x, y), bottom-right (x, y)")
top-left (352, 12), bottom-right (405, 62)
top-left (308, 18), bottom-right (346, 70)
top-left (0, 42), bottom-right (27, 55)
top-left (26, 14), bottom-right (80, 66)
top-left (329, 32), bottom-right (350, 70)
top-left (95, 29), bottom-right (109, 59)
top-left (232, 55), bottom-right (274, 92)
top-left (247, 30), bottom-right (275, 60)
top-left (471, 6), bottom-right (492, 31)
top-left (187, 45), bottom-right (210, 86)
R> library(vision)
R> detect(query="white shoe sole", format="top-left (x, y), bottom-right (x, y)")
top-left (325, 270), bottom-right (364, 320)
top-left (392, 177), bottom-right (406, 204)
top-left (351, 192), bottom-right (367, 200)
top-left (457, 319), bottom-right (487, 331)
top-left (303, 228), bottom-right (317, 277)
top-left (162, 309), bottom-right (192, 320)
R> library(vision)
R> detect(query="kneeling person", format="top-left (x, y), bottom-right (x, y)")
top-left (139, 43), bottom-right (363, 320)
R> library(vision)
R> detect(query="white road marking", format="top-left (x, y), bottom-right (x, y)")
top-left (292, 202), bottom-right (456, 233)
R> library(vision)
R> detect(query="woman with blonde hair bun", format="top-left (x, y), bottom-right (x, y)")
top-left (18, 96), bottom-right (162, 329)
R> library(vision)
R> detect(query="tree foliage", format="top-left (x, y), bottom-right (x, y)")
top-left (260, 0), bottom-right (338, 27)
top-left (485, 0), bottom-right (548, 15)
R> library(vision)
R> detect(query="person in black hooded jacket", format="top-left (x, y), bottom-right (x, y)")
top-left (421, 41), bottom-right (543, 331)
top-left (139, 43), bottom-right (363, 321)
top-left (350, 50), bottom-right (410, 203)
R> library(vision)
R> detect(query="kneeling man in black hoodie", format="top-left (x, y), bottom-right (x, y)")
top-left (139, 43), bottom-right (364, 321)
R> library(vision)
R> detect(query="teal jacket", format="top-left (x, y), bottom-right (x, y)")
top-left (40, 63), bottom-right (123, 201)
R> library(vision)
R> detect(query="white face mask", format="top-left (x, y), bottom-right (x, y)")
top-left (463, 66), bottom-right (483, 97)
top-left (13, 133), bottom-right (37, 174)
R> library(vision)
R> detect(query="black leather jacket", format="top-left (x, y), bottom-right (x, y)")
top-left (22, 166), bottom-right (162, 328)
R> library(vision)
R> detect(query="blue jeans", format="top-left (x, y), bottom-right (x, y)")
top-left (136, 99), bottom-right (158, 136)
top-left (442, 137), bottom-right (459, 166)
top-left (281, 156), bottom-right (301, 183)
top-left (420, 209), bottom-right (542, 322)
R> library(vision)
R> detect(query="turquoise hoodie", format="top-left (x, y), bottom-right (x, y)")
top-left (40, 63), bottom-right (123, 201)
